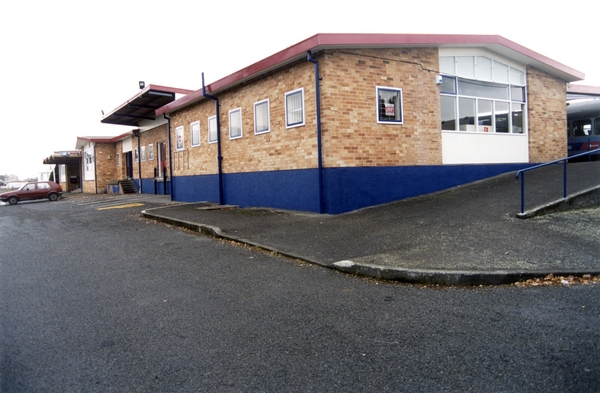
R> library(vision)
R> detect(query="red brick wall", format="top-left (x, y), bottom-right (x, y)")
top-left (319, 49), bottom-right (441, 167)
top-left (526, 66), bottom-right (568, 162)
top-left (169, 47), bottom-right (443, 176)
top-left (94, 143), bottom-right (117, 192)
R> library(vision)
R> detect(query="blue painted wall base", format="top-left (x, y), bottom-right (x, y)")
top-left (170, 164), bottom-right (532, 214)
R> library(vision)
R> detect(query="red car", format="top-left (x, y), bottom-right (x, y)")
top-left (1, 181), bottom-right (63, 205)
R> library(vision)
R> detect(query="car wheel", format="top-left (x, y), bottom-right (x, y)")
top-left (8, 196), bottom-right (18, 205)
top-left (48, 193), bottom-right (58, 201)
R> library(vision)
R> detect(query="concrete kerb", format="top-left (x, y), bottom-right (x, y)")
top-left (516, 185), bottom-right (600, 219)
top-left (141, 205), bottom-right (600, 286)
top-left (140, 206), bottom-right (322, 265)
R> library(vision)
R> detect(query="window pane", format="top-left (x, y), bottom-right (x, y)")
top-left (441, 95), bottom-right (457, 130)
top-left (208, 116), bottom-right (217, 143)
top-left (595, 119), bottom-right (600, 136)
top-left (458, 79), bottom-right (508, 100)
top-left (495, 101), bottom-right (509, 133)
top-left (494, 62), bottom-right (509, 84)
top-left (510, 68), bottom-right (525, 85)
top-left (457, 56), bottom-right (474, 78)
top-left (255, 100), bottom-right (270, 133)
top-left (459, 97), bottom-right (475, 131)
top-left (176, 126), bottom-right (184, 149)
top-left (377, 88), bottom-right (403, 123)
top-left (511, 86), bottom-right (525, 102)
top-left (286, 90), bottom-right (304, 127)
top-left (511, 103), bottom-right (525, 133)
top-left (572, 119), bottom-right (592, 137)
top-left (478, 99), bottom-right (493, 131)
top-left (229, 109), bottom-right (242, 139)
top-left (191, 122), bottom-right (200, 146)
top-left (440, 76), bottom-right (456, 94)
top-left (439, 57), bottom-right (455, 74)
top-left (477, 56), bottom-right (492, 81)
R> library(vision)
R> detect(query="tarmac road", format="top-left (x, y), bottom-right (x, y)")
top-left (1, 196), bottom-right (599, 392)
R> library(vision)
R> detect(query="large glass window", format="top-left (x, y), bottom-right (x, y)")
top-left (285, 88), bottom-right (305, 128)
top-left (439, 55), bottom-right (527, 134)
top-left (377, 86), bottom-right (403, 124)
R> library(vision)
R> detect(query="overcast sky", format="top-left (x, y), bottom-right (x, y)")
top-left (1, 0), bottom-right (598, 179)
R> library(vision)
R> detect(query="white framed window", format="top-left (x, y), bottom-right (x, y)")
top-left (116, 153), bottom-right (120, 166)
top-left (208, 116), bottom-right (217, 144)
top-left (134, 147), bottom-right (139, 163)
top-left (85, 150), bottom-right (94, 172)
top-left (254, 99), bottom-right (270, 134)
top-left (229, 108), bottom-right (242, 139)
top-left (285, 88), bottom-right (305, 128)
top-left (191, 121), bottom-right (200, 147)
top-left (148, 144), bottom-right (154, 160)
top-left (377, 86), bottom-right (403, 124)
top-left (141, 146), bottom-right (146, 162)
top-left (440, 75), bottom-right (526, 134)
top-left (176, 126), bottom-right (184, 150)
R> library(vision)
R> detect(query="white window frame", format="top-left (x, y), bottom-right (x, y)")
top-left (134, 147), bottom-right (139, 163)
top-left (285, 88), bottom-right (305, 128)
top-left (229, 108), bottom-right (242, 140)
top-left (376, 86), bottom-right (404, 124)
top-left (175, 126), bottom-right (184, 150)
top-left (116, 152), bottom-right (120, 166)
top-left (254, 99), bottom-right (270, 134)
top-left (141, 146), bottom-right (146, 162)
top-left (148, 144), bottom-right (154, 161)
top-left (191, 121), bottom-right (200, 147)
top-left (208, 116), bottom-right (218, 144)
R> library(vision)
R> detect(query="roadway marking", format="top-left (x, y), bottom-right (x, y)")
top-left (97, 203), bottom-right (145, 210)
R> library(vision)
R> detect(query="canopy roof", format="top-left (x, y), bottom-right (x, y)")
top-left (102, 84), bottom-right (193, 127)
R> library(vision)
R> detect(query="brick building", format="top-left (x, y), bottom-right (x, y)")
top-left (150, 33), bottom-right (583, 214)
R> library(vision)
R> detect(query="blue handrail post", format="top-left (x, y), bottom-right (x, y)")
top-left (563, 159), bottom-right (567, 199)
top-left (520, 171), bottom-right (525, 214)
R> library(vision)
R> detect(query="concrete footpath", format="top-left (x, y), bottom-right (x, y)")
top-left (142, 162), bottom-right (600, 285)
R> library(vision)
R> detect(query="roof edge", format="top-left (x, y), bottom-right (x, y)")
top-left (157, 33), bottom-right (585, 115)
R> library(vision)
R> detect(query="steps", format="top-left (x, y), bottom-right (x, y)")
top-left (119, 179), bottom-right (138, 194)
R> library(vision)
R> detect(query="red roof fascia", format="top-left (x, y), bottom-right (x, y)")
top-left (156, 33), bottom-right (584, 115)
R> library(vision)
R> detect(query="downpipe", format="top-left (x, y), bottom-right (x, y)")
top-left (202, 72), bottom-right (225, 205)
top-left (307, 51), bottom-right (325, 214)
top-left (163, 114), bottom-right (174, 201)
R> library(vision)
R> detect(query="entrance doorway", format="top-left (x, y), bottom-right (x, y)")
top-left (125, 152), bottom-right (133, 178)
top-left (157, 143), bottom-right (166, 177)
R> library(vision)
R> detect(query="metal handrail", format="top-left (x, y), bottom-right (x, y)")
top-left (515, 148), bottom-right (600, 214)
